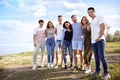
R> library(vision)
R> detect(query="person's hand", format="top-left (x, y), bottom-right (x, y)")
top-left (96, 38), bottom-right (101, 42)
top-left (34, 43), bottom-right (36, 47)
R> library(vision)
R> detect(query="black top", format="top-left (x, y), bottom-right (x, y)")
top-left (64, 30), bottom-right (73, 41)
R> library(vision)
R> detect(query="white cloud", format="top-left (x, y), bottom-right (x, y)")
top-left (65, 10), bottom-right (80, 16)
top-left (104, 14), bottom-right (120, 34)
top-left (63, 1), bottom-right (87, 9)
top-left (17, 0), bottom-right (47, 17)
top-left (0, 20), bottom-right (36, 43)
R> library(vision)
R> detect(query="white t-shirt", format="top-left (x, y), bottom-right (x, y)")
top-left (90, 16), bottom-right (105, 43)
top-left (33, 27), bottom-right (45, 43)
top-left (55, 24), bottom-right (63, 40)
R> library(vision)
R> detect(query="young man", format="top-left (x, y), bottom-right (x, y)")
top-left (55, 15), bottom-right (64, 68)
top-left (71, 15), bottom-right (84, 70)
top-left (32, 20), bottom-right (45, 70)
top-left (87, 7), bottom-right (111, 80)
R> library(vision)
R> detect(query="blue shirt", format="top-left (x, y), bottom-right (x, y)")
top-left (72, 22), bottom-right (83, 41)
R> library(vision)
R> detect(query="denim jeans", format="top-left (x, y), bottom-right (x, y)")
top-left (46, 38), bottom-right (55, 63)
top-left (63, 40), bottom-right (73, 64)
top-left (92, 39), bottom-right (108, 74)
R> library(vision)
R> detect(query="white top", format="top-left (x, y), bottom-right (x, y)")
top-left (33, 27), bottom-right (45, 43)
top-left (55, 24), bottom-right (63, 40)
top-left (90, 16), bottom-right (105, 43)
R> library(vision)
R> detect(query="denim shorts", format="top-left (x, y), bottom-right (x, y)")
top-left (72, 40), bottom-right (83, 50)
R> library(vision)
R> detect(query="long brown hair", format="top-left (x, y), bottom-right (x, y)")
top-left (81, 16), bottom-right (89, 26)
top-left (46, 21), bottom-right (54, 29)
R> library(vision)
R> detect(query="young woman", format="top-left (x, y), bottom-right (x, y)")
top-left (62, 21), bottom-right (73, 69)
top-left (81, 16), bottom-right (92, 73)
top-left (45, 21), bottom-right (57, 68)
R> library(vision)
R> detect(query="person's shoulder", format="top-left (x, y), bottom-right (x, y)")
top-left (96, 16), bottom-right (104, 19)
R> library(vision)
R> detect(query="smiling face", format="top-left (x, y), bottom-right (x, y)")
top-left (82, 17), bottom-right (87, 25)
top-left (81, 16), bottom-right (89, 26)
top-left (71, 15), bottom-right (77, 23)
top-left (39, 22), bottom-right (44, 27)
top-left (87, 8), bottom-right (95, 19)
top-left (58, 16), bottom-right (62, 24)
top-left (65, 22), bottom-right (70, 29)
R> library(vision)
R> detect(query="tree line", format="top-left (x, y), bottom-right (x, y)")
top-left (105, 24), bottom-right (120, 42)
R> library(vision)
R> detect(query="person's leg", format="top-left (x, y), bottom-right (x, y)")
top-left (92, 43), bottom-right (100, 73)
top-left (51, 38), bottom-right (55, 64)
top-left (68, 41), bottom-right (73, 67)
top-left (32, 42), bottom-right (40, 69)
top-left (97, 40), bottom-right (108, 75)
top-left (78, 40), bottom-right (83, 68)
top-left (46, 39), bottom-right (51, 67)
top-left (40, 41), bottom-right (45, 67)
top-left (55, 40), bottom-right (59, 65)
top-left (72, 41), bottom-right (77, 67)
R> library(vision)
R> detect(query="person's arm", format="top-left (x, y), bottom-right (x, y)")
top-left (87, 23), bottom-right (91, 31)
top-left (33, 35), bottom-right (36, 47)
top-left (55, 28), bottom-right (57, 35)
top-left (45, 29), bottom-right (47, 37)
top-left (96, 23), bottom-right (105, 41)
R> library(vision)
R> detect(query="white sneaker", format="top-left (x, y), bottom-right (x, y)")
top-left (32, 65), bottom-right (37, 70)
top-left (51, 63), bottom-right (54, 68)
top-left (48, 63), bottom-right (50, 68)
top-left (40, 64), bottom-right (44, 68)
top-left (102, 73), bottom-right (111, 80)
top-left (85, 69), bottom-right (91, 74)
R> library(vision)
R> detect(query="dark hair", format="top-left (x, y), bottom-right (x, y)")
top-left (38, 19), bottom-right (44, 23)
top-left (58, 15), bottom-right (62, 17)
top-left (88, 7), bottom-right (95, 12)
top-left (46, 21), bottom-right (54, 29)
top-left (71, 15), bottom-right (76, 18)
top-left (63, 21), bottom-right (73, 30)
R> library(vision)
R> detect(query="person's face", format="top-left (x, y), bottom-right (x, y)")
top-left (82, 17), bottom-right (87, 25)
top-left (65, 22), bottom-right (70, 29)
top-left (48, 22), bottom-right (53, 28)
top-left (71, 16), bottom-right (77, 23)
top-left (39, 22), bottom-right (44, 27)
top-left (87, 9), bottom-right (95, 18)
top-left (58, 17), bottom-right (62, 23)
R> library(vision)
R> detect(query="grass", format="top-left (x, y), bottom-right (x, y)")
top-left (0, 52), bottom-right (120, 80)
top-left (105, 41), bottom-right (120, 53)
top-left (0, 41), bottom-right (120, 80)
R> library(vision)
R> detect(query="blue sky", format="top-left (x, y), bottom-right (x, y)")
top-left (0, 0), bottom-right (120, 43)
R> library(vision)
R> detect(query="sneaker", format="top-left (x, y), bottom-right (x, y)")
top-left (48, 63), bottom-right (50, 68)
top-left (32, 65), bottom-right (37, 70)
top-left (51, 63), bottom-right (54, 68)
top-left (90, 71), bottom-right (99, 76)
top-left (102, 73), bottom-right (111, 80)
top-left (64, 65), bottom-right (67, 69)
top-left (40, 64), bottom-right (44, 68)
top-left (55, 64), bottom-right (58, 68)
top-left (84, 69), bottom-right (91, 74)
top-left (72, 66), bottom-right (78, 71)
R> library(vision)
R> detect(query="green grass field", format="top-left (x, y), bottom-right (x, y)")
top-left (105, 41), bottom-right (120, 53)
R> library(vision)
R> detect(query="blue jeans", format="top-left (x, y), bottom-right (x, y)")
top-left (63, 40), bottom-right (73, 64)
top-left (92, 39), bottom-right (108, 74)
top-left (46, 38), bottom-right (55, 63)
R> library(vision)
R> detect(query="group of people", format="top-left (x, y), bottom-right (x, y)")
top-left (32, 7), bottom-right (111, 80)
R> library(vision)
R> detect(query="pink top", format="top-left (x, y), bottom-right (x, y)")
top-left (33, 27), bottom-right (45, 43)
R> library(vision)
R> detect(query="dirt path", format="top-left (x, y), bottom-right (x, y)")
top-left (0, 53), bottom-right (120, 80)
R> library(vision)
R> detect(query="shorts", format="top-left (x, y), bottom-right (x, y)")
top-left (72, 40), bottom-right (83, 50)
top-left (55, 40), bottom-right (61, 51)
